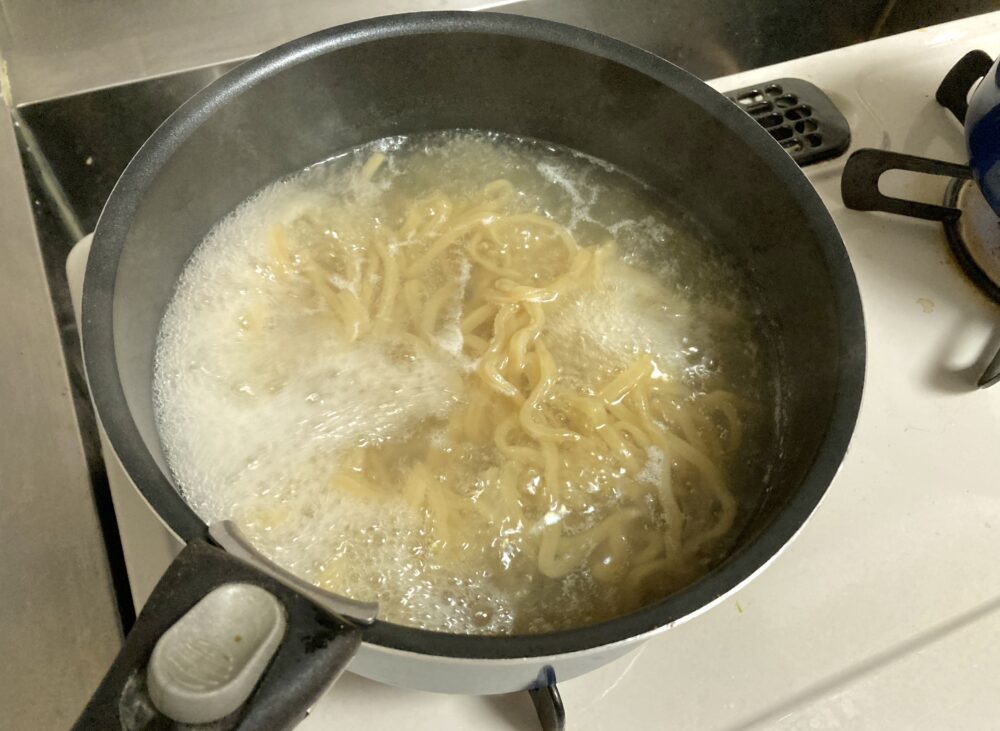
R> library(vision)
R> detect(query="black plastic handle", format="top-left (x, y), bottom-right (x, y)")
top-left (74, 539), bottom-right (364, 730)
top-left (936, 49), bottom-right (995, 125)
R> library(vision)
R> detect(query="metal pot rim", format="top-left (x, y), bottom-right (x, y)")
top-left (82, 10), bottom-right (865, 661)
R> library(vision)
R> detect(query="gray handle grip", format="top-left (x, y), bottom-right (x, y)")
top-left (73, 539), bottom-right (364, 730)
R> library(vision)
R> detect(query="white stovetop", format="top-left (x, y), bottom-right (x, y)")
top-left (71, 12), bottom-right (1000, 729)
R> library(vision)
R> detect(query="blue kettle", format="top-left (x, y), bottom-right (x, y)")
top-left (966, 54), bottom-right (1000, 217)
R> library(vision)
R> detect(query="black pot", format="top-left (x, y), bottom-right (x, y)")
top-left (77, 11), bottom-right (865, 730)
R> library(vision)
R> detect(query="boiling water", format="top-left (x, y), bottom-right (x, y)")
top-left (154, 131), bottom-right (774, 634)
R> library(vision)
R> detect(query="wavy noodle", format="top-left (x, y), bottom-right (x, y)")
top-left (254, 162), bottom-right (751, 625)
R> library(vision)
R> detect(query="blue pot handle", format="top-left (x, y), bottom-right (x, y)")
top-left (966, 55), bottom-right (1000, 217)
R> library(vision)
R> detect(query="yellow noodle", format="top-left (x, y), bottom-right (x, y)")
top-left (590, 527), bottom-right (631, 584)
top-left (359, 245), bottom-right (379, 310)
top-left (402, 278), bottom-right (424, 332)
top-left (478, 304), bottom-right (521, 399)
top-left (490, 213), bottom-right (579, 257)
top-left (655, 447), bottom-right (684, 556)
top-left (519, 340), bottom-right (579, 443)
top-left (336, 289), bottom-right (368, 342)
top-left (601, 354), bottom-right (654, 404)
top-left (595, 422), bottom-right (641, 474)
top-left (360, 152), bottom-right (386, 181)
top-left (615, 420), bottom-right (652, 450)
top-left (421, 280), bottom-right (458, 340)
top-left (507, 302), bottom-right (545, 377)
top-left (461, 302), bottom-right (497, 333)
top-left (494, 415), bottom-right (545, 466)
top-left (406, 217), bottom-right (491, 278)
top-left (465, 238), bottom-right (525, 280)
top-left (485, 247), bottom-right (594, 304)
top-left (463, 389), bottom-right (494, 443)
top-left (541, 441), bottom-right (561, 507)
top-left (463, 333), bottom-right (489, 354)
top-left (538, 511), bottom-right (637, 579)
top-left (498, 462), bottom-right (525, 524)
top-left (700, 390), bottom-right (745, 452)
top-left (372, 237), bottom-right (399, 332)
top-left (664, 398), bottom-right (708, 457)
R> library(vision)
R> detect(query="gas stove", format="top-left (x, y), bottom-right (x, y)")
top-left (64, 13), bottom-right (1000, 729)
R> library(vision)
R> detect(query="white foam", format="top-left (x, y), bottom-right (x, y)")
top-left (637, 446), bottom-right (666, 486)
top-left (432, 257), bottom-right (471, 359)
top-left (545, 256), bottom-right (690, 382)
top-left (536, 160), bottom-right (599, 230)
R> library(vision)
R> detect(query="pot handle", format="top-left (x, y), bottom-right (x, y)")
top-left (74, 537), bottom-right (366, 730)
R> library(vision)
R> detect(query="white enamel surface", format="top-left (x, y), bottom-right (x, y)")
top-left (346, 635), bottom-right (639, 693)
top-left (73, 10), bottom-right (1000, 727)
top-left (147, 583), bottom-right (286, 724)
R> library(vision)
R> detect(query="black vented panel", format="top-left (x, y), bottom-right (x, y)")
top-left (725, 78), bottom-right (850, 166)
